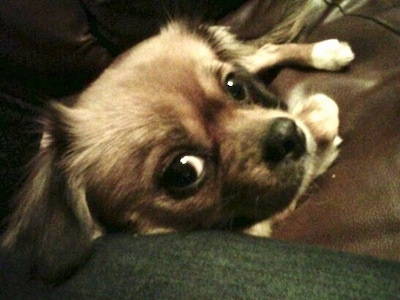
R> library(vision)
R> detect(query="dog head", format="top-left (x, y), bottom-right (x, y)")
top-left (1, 22), bottom-right (339, 281)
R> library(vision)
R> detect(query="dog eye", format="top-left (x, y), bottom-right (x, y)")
top-left (161, 155), bottom-right (206, 196)
top-left (225, 73), bottom-right (248, 101)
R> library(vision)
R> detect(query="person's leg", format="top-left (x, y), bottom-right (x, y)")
top-left (3, 231), bottom-right (397, 299)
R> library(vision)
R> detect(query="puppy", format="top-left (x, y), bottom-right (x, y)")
top-left (1, 20), bottom-right (353, 281)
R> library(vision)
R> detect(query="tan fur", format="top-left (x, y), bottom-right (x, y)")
top-left (1, 17), bottom-right (353, 282)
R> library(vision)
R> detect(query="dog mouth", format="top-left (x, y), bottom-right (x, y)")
top-left (211, 117), bottom-right (309, 231)
top-left (218, 179), bottom-right (303, 230)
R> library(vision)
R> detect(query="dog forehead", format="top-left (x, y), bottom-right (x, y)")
top-left (110, 23), bottom-right (219, 78)
top-left (65, 22), bottom-right (242, 175)
top-left (80, 23), bottom-right (227, 111)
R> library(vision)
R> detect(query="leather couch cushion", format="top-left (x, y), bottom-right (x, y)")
top-left (266, 1), bottom-right (400, 261)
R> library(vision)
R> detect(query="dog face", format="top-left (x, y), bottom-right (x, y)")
top-left (1, 22), bottom-right (340, 281)
top-left (55, 23), bottom-right (313, 233)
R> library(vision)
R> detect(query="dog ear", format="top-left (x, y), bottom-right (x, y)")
top-left (1, 109), bottom-right (101, 283)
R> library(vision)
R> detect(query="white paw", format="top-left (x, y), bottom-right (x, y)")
top-left (301, 94), bottom-right (342, 177)
top-left (291, 93), bottom-right (339, 140)
top-left (305, 93), bottom-right (340, 141)
top-left (311, 39), bottom-right (355, 71)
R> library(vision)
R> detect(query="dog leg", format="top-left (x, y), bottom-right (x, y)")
top-left (239, 40), bottom-right (354, 73)
top-left (291, 93), bottom-right (342, 177)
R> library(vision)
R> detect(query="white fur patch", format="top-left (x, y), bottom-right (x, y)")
top-left (306, 93), bottom-right (339, 137)
top-left (305, 93), bottom-right (341, 177)
top-left (311, 39), bottom-right (355, 71)
top-left (244, 220), bottom-right (273, 237)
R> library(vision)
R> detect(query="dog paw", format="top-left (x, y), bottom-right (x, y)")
top-left (294, 93), bottom-right (342, 176)
top-left (291, 93), bottom-right (339, 143)
top-left (311, 39), bottom-right (355, 71)
top-left (304, 93), bottom-right (340, 144)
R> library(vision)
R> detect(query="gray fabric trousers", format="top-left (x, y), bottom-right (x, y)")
top-left (2, 231), bottom-right (399, 299)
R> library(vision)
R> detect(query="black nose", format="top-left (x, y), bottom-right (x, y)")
top-left (263, 118), bottom-right (306, 163)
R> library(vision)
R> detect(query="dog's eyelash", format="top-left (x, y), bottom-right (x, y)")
top-left (210, 62), bottom-right (225, 81)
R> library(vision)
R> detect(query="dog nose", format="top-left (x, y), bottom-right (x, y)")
top-left (263, 118), bottom-right (306, 163)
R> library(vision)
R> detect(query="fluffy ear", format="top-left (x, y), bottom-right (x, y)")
top-left (1, 123), bottom-right (101, 282)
